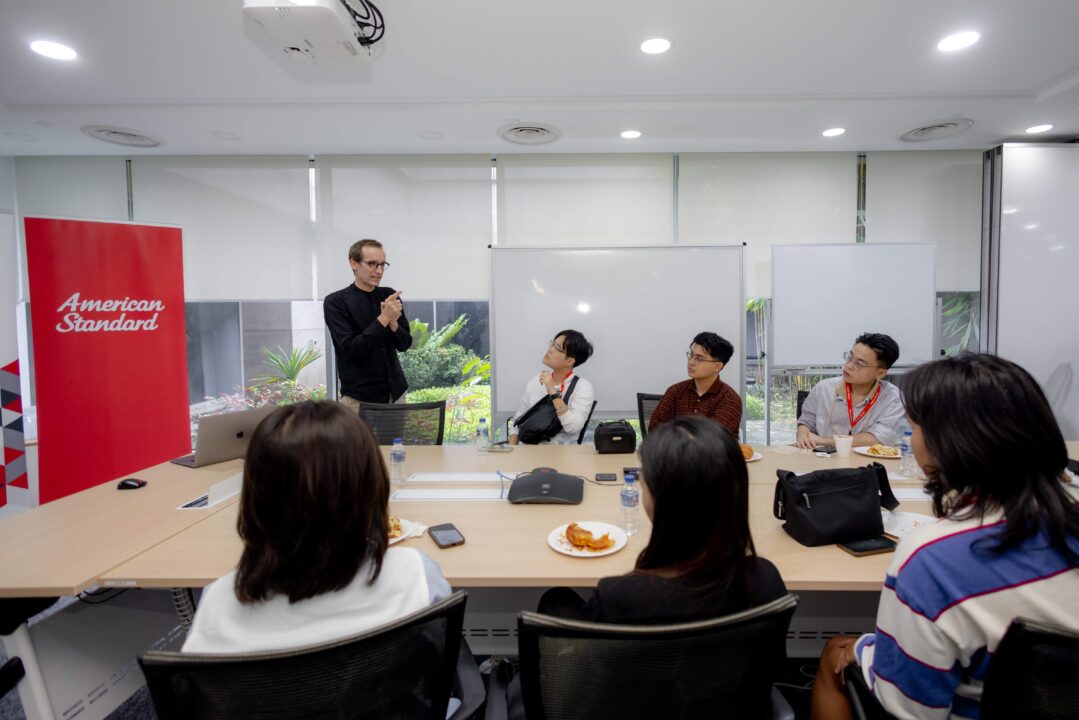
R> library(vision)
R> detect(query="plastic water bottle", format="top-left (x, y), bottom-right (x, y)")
top-left (390, 438), bottom-right (406, 486)
top-left (898, 423), bottom-right (915, 478)
top-left (476, 418), bottom-right (490, 451)
top-left (621, 473), bottom-right (640, 536)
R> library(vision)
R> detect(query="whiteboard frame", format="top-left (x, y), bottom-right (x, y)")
top-left (769, 242), bottom-right (937, 369)
top-left (489, 244), bottom-right (746, 438)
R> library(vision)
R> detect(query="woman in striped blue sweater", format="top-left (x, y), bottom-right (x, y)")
top-left (811, 353), bottom-right (1079, 720)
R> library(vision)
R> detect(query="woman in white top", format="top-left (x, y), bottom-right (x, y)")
top-left (184, 400), bottom-right (451, 654)
top-left (509, 329), bottom-right (595, 445)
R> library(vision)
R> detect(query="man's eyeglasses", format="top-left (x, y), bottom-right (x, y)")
top-left (686, 352), bottom-right (721, 364)
top-left (842, 351), bottom-right (883, 371)
top-left (359, 260), bottom-right (391, 270)
top-left (548, 341), bottom-right (567, 354)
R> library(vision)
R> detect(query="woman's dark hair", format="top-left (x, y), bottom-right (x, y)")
top-left (235, 401), bottom-right (390, 604)
top-left (854, 332), bottom-right (900, 369)
top-left (636, 416), bottom-right (756, 597)
top-left (692, 332), bottom-right (734, 365)
top-left (904, 353), bottom-right (1078, 561)
top-left (555, 329), bottom-right (593, 368)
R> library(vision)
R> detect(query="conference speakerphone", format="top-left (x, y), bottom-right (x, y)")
top-left (507, 468), bottom-right (584, 505)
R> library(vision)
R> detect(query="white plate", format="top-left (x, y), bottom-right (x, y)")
top-left (853, 446), bottom-right (900, 460)
top-left (548, 521), bottom-right (628, 558)
top-left (746, 451), bottom-right (763, 463)
top-left (388, 518), bottom-right (420, 545)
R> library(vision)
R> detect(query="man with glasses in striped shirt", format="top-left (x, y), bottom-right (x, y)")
top-left (794, 333), bottom-right (904, 450)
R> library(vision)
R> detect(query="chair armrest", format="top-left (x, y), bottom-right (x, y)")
top-left (449, 640), bottom-right (485, 720)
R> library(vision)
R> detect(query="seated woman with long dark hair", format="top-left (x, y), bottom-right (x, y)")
top-left (541, 414), bottom-right (786, 622)
top-left (183, 400), bottom-right (452, 651)
top-left (811, 354), bottom-right (1079, 720)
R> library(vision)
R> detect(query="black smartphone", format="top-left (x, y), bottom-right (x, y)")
top-left (429, 523), bottom-right (466, 548)
top-left (837, 536), bottom-right (897, 557)
top-left (595, 473), bottom-right (618, 482)
top-left (622, 466), bottom-right (640, 477)
top-left (815, 444), bottom-right (837, 454)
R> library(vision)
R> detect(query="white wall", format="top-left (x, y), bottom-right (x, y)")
top-left (317, 156), bottom-right (493, 300)
top-left (0, 157), bottom-right (14, 214)
top-left (865, 151), bottom-right (982, 291)
top-left (678, 153), bottom-right (858, 297)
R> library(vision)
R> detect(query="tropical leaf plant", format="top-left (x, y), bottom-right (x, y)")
top-left (255, 341), bottom-right (323, 384)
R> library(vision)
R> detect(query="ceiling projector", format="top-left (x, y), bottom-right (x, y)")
top-left (242, 0), bottom-right (371, 64)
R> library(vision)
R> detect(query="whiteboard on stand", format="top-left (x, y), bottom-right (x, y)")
top-left (491, 245), bottom-right (745, 419)
top-left (770, 244), bottom-right (936, 368)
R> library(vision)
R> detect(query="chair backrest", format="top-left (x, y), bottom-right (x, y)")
top-left (576, 400), bottom-right (598, 445)
top-left (517, 593), bottom-right (798, 720)
top-left (843, 665), bottom-right (896, 720)
top-left (981, 617), bottom-right (1079, 720)
top-left (795, 390), bottom-right (810, 420)
top-left (636, 393), bottom-right (663, 437)
top-left (359, 400), bottom-right (446, 445)
top-left (139, 591), bottom-right (468, 720)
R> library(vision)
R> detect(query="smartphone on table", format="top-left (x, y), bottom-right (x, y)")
top-left (429, 523), bottom-right (466, 548)
top-left (837, 536), bottom-right (897, 557)
top-left (595, 473), bottom-right (618, 483)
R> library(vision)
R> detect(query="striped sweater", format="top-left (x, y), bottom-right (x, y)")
top-left (855, 487), bottom-right (1079, 720)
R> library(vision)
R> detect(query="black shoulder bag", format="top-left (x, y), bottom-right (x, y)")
top-left (772, 462), bottom-right (900, 546)
top-left (513, 376), bottom-right (579, 445)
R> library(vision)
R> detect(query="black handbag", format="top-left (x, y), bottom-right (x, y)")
top-left (772, 463), bottom-right (900, 546)
top-left (513, 377), bottom-right (579, 445)
top-left (593, 420), bottom-right (636, 454)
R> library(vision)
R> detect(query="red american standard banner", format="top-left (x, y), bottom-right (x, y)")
top-left (25, 218), bottom-right (190, 503)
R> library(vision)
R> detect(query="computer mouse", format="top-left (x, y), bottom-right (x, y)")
top-left (117, 478), bottom-right (147, 490)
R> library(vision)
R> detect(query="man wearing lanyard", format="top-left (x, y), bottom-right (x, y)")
top-left (509, 330), bottom-right (595, 445)
top-left (794, 333), bottom-right (904, 450)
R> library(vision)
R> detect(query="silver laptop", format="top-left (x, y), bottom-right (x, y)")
top-left (170, 405), bottom-right (277, 468)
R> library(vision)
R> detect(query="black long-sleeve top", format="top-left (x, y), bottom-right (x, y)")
top-left (323, 283), bottom-right (412, 402)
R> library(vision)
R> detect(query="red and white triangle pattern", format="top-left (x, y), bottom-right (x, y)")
top-left (1, 359), bottom-right (25, 505)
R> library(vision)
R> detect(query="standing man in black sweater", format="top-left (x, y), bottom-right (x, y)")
top-left (323, 239), bottom-right (413, 412)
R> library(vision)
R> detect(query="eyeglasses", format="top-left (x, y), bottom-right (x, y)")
top-left (686, 351), bottom-right (721, 364)
top-left (842, 351), bottom-right (883, 371)
top-left (548, 341), bottom-right (567, 354)
top-left (359, 260), bottom-right (391, 270)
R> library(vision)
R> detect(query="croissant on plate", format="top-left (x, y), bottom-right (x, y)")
top-left (565, 522), bottom-right (614, 551)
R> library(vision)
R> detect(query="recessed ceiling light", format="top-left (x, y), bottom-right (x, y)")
top-left (822, 128), bottom-right (846, 137)
top-left (1002, 207), bottom-right (1018, 215)
top-left (937, 31), bottom-right (980, 52)
top-left (640, 38), bottom-right (671, 55)
top-left (1025, 124), bottom-right (1053, 134)
top-left (210, 131), bottom-right (240, 141)
top-left (621, 130), bottom-right (642, 139)
top-left (30, 40), bottom-right (77, 61)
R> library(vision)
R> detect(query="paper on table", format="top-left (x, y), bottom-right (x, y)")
top-left (892, 487), bottom-right (932, 501)
top-left (392, 488), bottom-right (505, 501)
top-left (406, 472), bottom-right (517, 484)
top-left (882, 510), bottom-right (934, 539)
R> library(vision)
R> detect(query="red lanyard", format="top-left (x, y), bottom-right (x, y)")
top-left (559, 371), bottom-right (574, 395)
top-left (846, 382), bottom-right (881, 433)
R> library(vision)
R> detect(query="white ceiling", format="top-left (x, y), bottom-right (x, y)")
top-left (1, 0), bottom-right (1078, 156)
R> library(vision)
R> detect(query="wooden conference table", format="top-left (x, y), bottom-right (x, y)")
top-left (99, 444), bottom-right (929, 592)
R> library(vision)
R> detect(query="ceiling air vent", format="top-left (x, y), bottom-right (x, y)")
top-left (81, 125), bottom-right (163, 148)
top-left (900, 118), bottom-right (973, 142)
top-left (498, 123), bottom-right (561, 145)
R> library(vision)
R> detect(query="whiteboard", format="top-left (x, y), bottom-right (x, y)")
top-left (491, 246), bottom-right (744, 418)
top-left (995, 145), bottom-right (1079, 438)
top-left (771, 244), bottom-right (936, 367)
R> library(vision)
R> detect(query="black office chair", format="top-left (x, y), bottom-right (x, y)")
top-left (845, 617), bottom-right (1079, 720)
top-left (140, 590), bottom-right (482, 720)
top-left (795, 390), bottom-right (809, 420)
top-left (576, 400), bottom-right (598, 445)
top-left (516, 593), bottom-right (798, 720)
top-left (636, 393), bottom-right (663, 437)
top-left (981, 617), bottom-right (1079, 720)
top-left (359, 400), bottom-right (446, 445)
